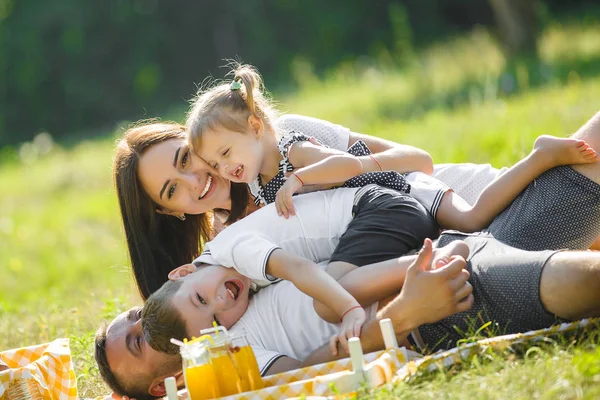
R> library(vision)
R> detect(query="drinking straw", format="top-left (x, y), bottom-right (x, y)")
top-left (170, 338), bottom-right (187, 348)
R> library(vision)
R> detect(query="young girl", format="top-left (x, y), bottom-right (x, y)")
top-left (188, 64), bottom-right (596, 225)
top-left (185, 64), bottom-right (597, 341)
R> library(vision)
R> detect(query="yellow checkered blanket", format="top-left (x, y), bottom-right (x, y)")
top-left (0, 338), bottom-right (77, 400)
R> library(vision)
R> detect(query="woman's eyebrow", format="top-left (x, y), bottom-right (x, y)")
top-left (159, 147), bottom-right (182, 200)
top-left (159, 179), bottom-right (170, 200)
top-left (172, 147), bottom-right (181, 167)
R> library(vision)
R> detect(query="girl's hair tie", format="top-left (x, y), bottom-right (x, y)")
top-left (230, 79), bottom-right (242, 91)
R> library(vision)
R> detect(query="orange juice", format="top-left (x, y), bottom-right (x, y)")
top-left (209, 345), bottom-right (246, 395)
top-left (184, 363), bottom-right (220, 400)
top-left (230, 344), bottom-right (264, 391)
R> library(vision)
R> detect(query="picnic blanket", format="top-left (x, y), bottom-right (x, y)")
top-left (1, 318), bottom-right (597, 399)
top-left (394, 317), bottom-right (600, 383)
top-left (0, 338), bottom-right (78, 400)
top-left (219, 347), bottom-right (417, 400)
top-left (218, 318), bottom-right (599, 399)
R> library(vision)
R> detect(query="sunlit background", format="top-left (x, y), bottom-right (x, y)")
top-left (2, 0), bottom-right (600, 397)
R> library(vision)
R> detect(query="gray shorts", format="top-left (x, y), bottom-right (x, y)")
top-left (486, 166), bottom-right (600, 251)
top-left (418, 233), bottom-right (563, 351)
top-left (330, 185), bottom-right (440, 266)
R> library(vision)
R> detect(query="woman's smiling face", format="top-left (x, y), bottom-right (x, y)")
top-left (137, 139), bottom-right (232, 215)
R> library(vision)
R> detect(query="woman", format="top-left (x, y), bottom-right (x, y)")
top-left (114, 122), bottom-right (249, 299)
top-left (113, 115), bottom-right (502, 299)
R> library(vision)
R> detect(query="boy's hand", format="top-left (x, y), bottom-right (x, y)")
top-left (275, 174), bottom-right (303, 218)
top-left (329, 306), bottom-right (366, 356)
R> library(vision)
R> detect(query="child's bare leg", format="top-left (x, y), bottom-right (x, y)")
top-left (436, 135), bottom-right (597, 232)
top-left (314, 241), bottom-right (470, 323)
top-left (532, 135), bottom-right (596, 167)
top-left (591, 235), bottom-right (600, 251)
top-left (571, 110), bottom-right (600, 184)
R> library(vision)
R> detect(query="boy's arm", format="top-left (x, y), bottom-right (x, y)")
top-left (266, 249), bottom-right (361, 321)
top-left (267, 249), bottom-right (366, 350)
top-left (305, 242), bottom-right (474, 363)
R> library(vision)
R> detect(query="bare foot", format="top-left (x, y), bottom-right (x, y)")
top-left (431, 240), bottom-right (470, 269)
top-left (532, 135), bottom-right (598, 168)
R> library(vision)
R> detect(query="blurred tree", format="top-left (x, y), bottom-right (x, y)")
top-left (489, 0), bottom-right (539, 58)
top-left (0, 0), bottom-right (595, 147)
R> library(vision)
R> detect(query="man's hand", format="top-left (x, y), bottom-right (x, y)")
top-left (378, 238), bottom-right (474, 332)
top-left (329, 306), bottom-right (366, 356)
top-left (275, 174), bottom-right (303, 218)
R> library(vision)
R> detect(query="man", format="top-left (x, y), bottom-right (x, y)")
top-left (96, 241), bottom-right (472, 400)
top-left (98, 111), bottom-right (600, 399)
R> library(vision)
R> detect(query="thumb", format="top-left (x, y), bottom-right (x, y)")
top-left (408, 238), bottom-right (433, 276)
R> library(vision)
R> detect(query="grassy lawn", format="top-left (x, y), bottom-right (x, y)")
top-left (1, 21), bottom-right (600, 399)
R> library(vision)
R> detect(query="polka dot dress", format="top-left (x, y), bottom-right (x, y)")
top-left (250, 131), bottom-right (412, 206)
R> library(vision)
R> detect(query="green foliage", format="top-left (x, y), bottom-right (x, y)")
top-left (2, 20), bottom-right (600, 397)
top-left (2, 0), bottom-right (597, 147)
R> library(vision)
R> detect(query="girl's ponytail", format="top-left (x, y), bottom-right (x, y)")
top-left (231, 64), bottom-right (264, 119)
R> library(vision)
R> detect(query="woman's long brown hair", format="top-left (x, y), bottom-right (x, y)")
top-left (113, 122), bottom-right (214, 300)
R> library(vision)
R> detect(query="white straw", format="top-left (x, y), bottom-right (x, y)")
top-left (170, 338), bottom-right (186, 347)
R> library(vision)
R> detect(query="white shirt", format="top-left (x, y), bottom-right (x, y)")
top-left (276, 114), bottom-right (351, 152)
top-left (195, 187), bottom-right (359, 289)
top-left (227, 276), bottom-right (378, 374)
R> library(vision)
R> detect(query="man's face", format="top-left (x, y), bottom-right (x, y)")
top-left (105, 307), bottom-right (183, 398)
top-left (171, 264), bottom-right (252, 336)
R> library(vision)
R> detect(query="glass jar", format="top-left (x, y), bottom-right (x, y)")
top-left (180, 340), bottom-right (220, 400)
top-left (202, 333), bottom-right (246, 396)
top-left (228, 331), bottom-right (264, 391)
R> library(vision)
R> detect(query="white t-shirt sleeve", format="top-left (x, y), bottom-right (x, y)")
top-left (252, 346), bottom-right (287, 376)
top-left (276, 114), bottom-right (351, 151)
top-left (432, 163), bottom-right (507, 206)
top-left (405, 172), bottom-right (450, 220)
top-left (203, 232), bottom-right (281, 288)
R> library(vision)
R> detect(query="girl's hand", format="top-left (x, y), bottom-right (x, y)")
top-left (275, 174), bottom-right (303, 218)
top-left (329, 306), bottom-right (366, 356)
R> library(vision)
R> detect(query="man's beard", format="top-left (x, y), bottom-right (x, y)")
top-left (154, 354), bottom-right (183, 386)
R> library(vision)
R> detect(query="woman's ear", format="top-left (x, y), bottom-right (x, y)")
top-left (248, 114), bottom-right (264, 138)
top-left (168, 263), bottom-right (198, 281)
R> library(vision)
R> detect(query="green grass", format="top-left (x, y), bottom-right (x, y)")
top-left (2, 21), bottom-right (600, 399)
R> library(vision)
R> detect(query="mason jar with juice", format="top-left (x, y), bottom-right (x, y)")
top-left (206, 336), bottom-right (247, 396)
top-left (228, 331), bottom-right (264, 391)
top-left (179, 339), bottom-right (220, 400)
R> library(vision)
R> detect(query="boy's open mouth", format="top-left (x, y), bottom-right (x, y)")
top-left (225, 280), bottom-right (242, 300)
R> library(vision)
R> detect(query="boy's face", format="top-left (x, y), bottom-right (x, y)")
top-left (171, 264), bottom-right (252, 336)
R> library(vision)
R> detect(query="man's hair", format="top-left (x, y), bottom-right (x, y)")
top-left (94, 323), bottom-right (158, 400)
top-left (142, 279), bottom-right (188, 355)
